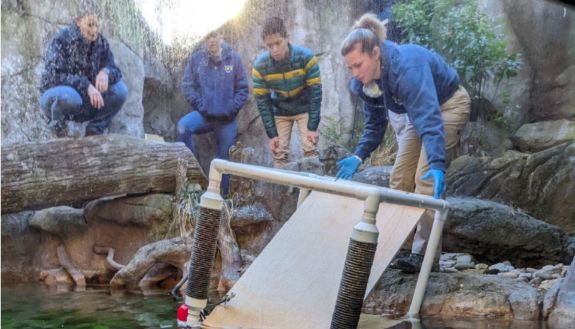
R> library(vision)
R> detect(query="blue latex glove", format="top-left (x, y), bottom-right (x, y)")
top-left (421, 169), bottom-right (445, 199)
top-left (336, 156), bottom-right (362, 179)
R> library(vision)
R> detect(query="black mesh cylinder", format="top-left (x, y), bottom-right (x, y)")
top-left (330, 238), bottom-right (377, 329)
top-left (185, 206), bottom-right (222, 299)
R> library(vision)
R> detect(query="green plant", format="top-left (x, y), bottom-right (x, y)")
top-left (320, 116), bottom-right (363, 151)
top-left (393, 0), bottom-right (522, 102)
top-left (392, 0), bottom-right (435, 46)
top-left (320, 116), bottom-right (344, 148)
top-left (166, 183), bottom-right (237, 240)
top-left (321, 114), bottom-right (397, 165)
top-left (177, 185), bottom-right (203, 238)
top-left (491, 111), bottom-right (506, 127)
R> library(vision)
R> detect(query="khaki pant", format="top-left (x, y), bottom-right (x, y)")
top-left (389, 86), bottom-right (471, 255)
top-left (273, 112), bottom-right (318, 168)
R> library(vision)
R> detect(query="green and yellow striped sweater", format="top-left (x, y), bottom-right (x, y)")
top-left (252, 44), bottom-right (322, 138)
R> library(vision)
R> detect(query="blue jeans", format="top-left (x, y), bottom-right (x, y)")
top-left (177, 111), bottom-right (238, 196)
top-left (40, 81), bottom-right (128, 134)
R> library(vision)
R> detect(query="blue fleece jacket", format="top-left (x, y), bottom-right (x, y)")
top-left (351, 41), bottom-right (459, 172)
top-left (181, 42), bottom-right (249, 121)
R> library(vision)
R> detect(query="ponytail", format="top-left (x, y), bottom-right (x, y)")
top-left (341, 13), bottom-right (388, 56)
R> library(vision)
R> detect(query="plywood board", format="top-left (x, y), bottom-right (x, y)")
top-left (204, 191), bottom-right (425, 329)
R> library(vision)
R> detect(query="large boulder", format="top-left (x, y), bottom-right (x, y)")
top-left (443, 197), bottom-right (575, 267)
top-left (446, 142), bottom-right (575, 233)
top-left (365, 270), bottom-right (540, 321)
top-left (511, 119), bottom-right (575, 152)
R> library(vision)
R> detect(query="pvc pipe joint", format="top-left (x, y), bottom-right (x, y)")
top-left (351, 193), bottom-right (380, 244)
top-left (185, 295), bottom-right (207, 326)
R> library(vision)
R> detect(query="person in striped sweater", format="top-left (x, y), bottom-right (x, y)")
top-left (252, 17), bottom-right (323, 168)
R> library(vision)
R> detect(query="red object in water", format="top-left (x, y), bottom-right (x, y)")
top-left (177, 303), bottom-right (189, 322)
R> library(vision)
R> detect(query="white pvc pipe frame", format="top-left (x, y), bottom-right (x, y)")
top-left (207, 159), bottom-right (449, 320)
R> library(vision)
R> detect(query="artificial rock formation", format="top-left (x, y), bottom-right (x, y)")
top-left (444, 197), bottom-right (575, 267)
top-left (1, 193), bottom-right (184, 286)
top-left (110, 237), bottom-right (192, 290)
top-left (446, 142), bottom-right (575, 233)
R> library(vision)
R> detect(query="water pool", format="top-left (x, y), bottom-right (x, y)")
top-left (2, 284), bottom-right (178, 329)
top-left (1, 284), bottom-right (548, 329)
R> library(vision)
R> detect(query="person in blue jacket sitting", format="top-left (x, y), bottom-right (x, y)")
top-left (178, 31), bottom-right (249, 196)
top-left (337, 13), bottom-right (471, 273)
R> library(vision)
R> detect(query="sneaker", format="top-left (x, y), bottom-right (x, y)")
top-left (389, 249), bottom-right (411, 269)
top-left (49, 121), bottom-right (67, 138)
top-left (395, 253), bottom-right (440, 273)
top-left (85, 127), bottom-right (104, 136)
top-left (395, 253), bottom-right (424, 273)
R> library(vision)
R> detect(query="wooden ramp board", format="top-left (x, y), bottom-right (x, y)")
top-left (204, 191), bottom-right (425, 329)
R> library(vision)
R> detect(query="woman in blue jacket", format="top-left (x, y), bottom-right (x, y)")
top-left (336, 14), bottom-right (470, 273)
top-left (178, 31), bottom-right (249, 196)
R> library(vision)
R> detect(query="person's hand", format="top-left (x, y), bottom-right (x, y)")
top-left (88, 84), bottom-right (104, 109)
top-left (306, 131), bottom-right (319, 145)
top-left (421, 169), bottom-right (445, 199)
top-left (270, 137), bottom-right (279, 154)
top-left (336, 156), bottom-right (362, 179)
top-left (95, 70), bottom-right (109, 93)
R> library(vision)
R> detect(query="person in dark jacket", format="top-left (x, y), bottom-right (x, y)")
top-left (252, 17), bottom-right (322, 168)
top-left (337, 14), bottom-right (471, 273)
top-left (178, 31), bottom-right (249, 196)
top-left (40, 12), bottom-right (128, 137)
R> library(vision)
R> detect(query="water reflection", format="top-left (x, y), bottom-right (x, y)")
top-left (1, 284), bottom-right (178, 329)
top-left (2, 284), bottom-right (549, 329)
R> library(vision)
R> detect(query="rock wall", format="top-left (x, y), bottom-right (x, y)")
top-left (1, 194), bottom-right (175, 284)
top-left (480, 0), bottom-right (575, 128)
top-left (500, 0), bottom-right (575, 123)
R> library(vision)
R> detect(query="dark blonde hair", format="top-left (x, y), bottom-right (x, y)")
top-left (341, 13), bottom-right (387, 56)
